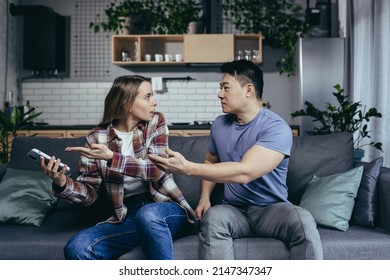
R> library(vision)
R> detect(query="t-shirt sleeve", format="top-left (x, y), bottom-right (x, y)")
top-left (209, 123), bottom-right (218, 156)
top-left (256, 120), bottom-right (292, 157)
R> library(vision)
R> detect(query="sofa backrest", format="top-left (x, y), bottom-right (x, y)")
top-left (168, 135), bottom-right (214, 209)
top-left (287, 132), bottom-right (354, 204)
top-left (10, 136), bottom-right (85, 180)
top-left (9, 132), bottom-right (354, 210)
top-left (169, 132), bottom-right (354, 207)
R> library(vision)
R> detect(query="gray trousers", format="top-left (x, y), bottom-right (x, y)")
top-left (199, 202), bottom-right (323, 260)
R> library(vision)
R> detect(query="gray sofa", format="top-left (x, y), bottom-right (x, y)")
top-left (0, 132), bottom-right (390, 260)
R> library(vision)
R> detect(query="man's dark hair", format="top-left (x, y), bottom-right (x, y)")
top-left (221, 60), bottom-right (264, 100)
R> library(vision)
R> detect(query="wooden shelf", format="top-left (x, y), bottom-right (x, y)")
top-left (112, 34), bottom-right (262, 65)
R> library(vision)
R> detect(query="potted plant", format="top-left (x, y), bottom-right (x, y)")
top-left (90, 0), bottom-right (202, 35)
top-left (0, 106), bottom-right (42, 163)
top-left (146, 0), bottom-right (202, 34)
top-left (89, 0), bottom-right (147, 34)
top-left (222, 0), bottom-right (308, 76)
top-left (291, 84), bottom-right (383, 161)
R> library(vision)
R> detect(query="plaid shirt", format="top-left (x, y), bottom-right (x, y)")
top-left (55, 112), bottom-right (196, 223)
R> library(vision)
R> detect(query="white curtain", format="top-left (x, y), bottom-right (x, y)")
top-left (348, 0), bottom-right (390, 167)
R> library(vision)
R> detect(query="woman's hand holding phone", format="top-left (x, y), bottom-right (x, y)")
top-left (39, 155), bottom-right (68, 188)
top-left (27, 148), bottom-right (69, 188)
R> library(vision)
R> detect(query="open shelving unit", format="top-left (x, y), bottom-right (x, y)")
top-left (112, 34), bottom-right (262, 66)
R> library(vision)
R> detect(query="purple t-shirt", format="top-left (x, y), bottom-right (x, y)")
top-left (209, 108), bottom-right (292, 206)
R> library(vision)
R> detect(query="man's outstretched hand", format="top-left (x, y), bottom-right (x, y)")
top-left (147, 148), bottom-right (189, 174)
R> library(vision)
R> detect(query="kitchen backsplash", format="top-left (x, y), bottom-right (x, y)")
top-left (22, 81), bottom-right (222, 125)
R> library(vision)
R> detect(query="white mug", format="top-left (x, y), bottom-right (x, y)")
top-left (155, 54), bottom-right (163, 62)
top-left (144, 54), bottom-right (151, 61)
top-left (164, 54), bottom-right (173, 62)
top-left (175, 54), bottom-right (183, 62)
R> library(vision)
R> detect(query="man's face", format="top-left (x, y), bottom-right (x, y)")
top-left (218, 73), bottom-right (247, 114)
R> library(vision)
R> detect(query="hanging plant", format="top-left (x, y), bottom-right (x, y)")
top-left (222, 0), bottom-right (308, 76)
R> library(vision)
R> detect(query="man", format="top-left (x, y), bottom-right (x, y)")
top-left (148, 60), bottom-right (323, 260)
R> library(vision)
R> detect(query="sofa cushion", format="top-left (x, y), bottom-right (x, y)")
top-left (10, 136), bottom-right (86, 211)
top-left (287, 132), bottom-right (354, 204)
top-left (0, 168), bottom-right (57, 226)
top-left (319, 226), bottom-right (390, 259)
top-left (299, 166), bottom-right (363, 231)
top-left (119, 225), bottom-right (390, 260)
top-left (351, 157), bottom-right (383, 227)
top-left (377, 168), bottom-right (390, 234)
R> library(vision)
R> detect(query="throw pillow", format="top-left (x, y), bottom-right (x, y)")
top-left (0, 168), bottom-right (57, 226)
top-left (299, 166), bottom-right (363, 231)
top-left (350, 157), bottom-right (383, 227)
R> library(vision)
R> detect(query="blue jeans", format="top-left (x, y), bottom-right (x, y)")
top-left (199, 202), bottom-right (323, 260)
top-left (64, 198), bottom-right (190, 260)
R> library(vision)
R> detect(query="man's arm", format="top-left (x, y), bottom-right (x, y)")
top-left (195, 151), bottom-right (219, 219)
top-left (148, 144), bottom-right (285, 184)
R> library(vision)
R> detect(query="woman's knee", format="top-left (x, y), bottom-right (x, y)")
top-left (64, 233), bottom-right (90, 260)
top-left (135, 203), bottom-right (166, 230)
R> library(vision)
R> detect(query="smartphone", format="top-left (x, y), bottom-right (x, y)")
top-left (27, 148), bottom-right (70, 173)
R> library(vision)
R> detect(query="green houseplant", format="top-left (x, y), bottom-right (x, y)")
top-left (291, 84), bottom-right (383, 157)
top-left (0, 107), bottom-right (42, 163)
top-left (222, 0), bottom-right (308, 76)
top-left (89, 0), bottom-right (146, 34)
top-left (90, 0), bottom-right (202, 34)
top-left (146, 0), bottom-right (202, 34)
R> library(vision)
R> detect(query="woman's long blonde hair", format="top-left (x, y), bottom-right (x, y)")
top-left (98, 75), bottom-right (150, 128)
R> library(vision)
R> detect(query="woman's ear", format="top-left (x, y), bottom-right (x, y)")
top-left (125, 104), bottom-right (133, 114)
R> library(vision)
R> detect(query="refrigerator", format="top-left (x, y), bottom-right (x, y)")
top-left (291, 37), bottom-right (346, 134)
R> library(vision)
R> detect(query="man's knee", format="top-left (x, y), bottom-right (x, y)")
top-left (201, 205), bottom-right (230, 229)
top-left (273, 203), bottom-right (316, 227)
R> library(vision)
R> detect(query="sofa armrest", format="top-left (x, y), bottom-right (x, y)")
top-left (0, 163), bottom-right (9, 181)
top-left (378, 166), bottom-right (390, 232)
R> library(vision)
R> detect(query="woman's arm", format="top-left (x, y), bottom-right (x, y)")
top-left (66, 113), bottom-right (168, 182)
top-left (51, 140), bottom-right (102, 206)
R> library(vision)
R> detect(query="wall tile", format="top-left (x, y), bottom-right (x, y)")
top-left (22, 81), bottom-right (222, 125)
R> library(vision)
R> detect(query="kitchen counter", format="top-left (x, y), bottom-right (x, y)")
top-left (22, 124), bottom-right (299, 137)
top-left (25, 124), bottom-right (212, 130)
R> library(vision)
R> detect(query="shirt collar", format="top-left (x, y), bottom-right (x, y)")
top-left (107, 121), bottom-right (146, 142)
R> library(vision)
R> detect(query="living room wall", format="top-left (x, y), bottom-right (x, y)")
top-left (2, 0), bottom-right (342, 127)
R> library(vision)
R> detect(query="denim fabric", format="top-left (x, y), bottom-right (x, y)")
top-left (64, 197), bottom-right (190, 260)
top-left (199, 202), bottom-right (323, 260)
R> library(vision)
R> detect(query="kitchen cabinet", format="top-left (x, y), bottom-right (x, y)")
top-left (66, 130), bottom-right (90, 138)
top-left (17, 126), bottom-right (296, 139)
top-left (112, 34), bottom-right (262, 65)
top-left (169, 129), bottom-right (210, 137)
top-left (17, 129), bottom-right (210, 138)
top-left (28, 130), bottom-right (67, 138)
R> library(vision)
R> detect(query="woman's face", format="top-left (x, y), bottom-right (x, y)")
top-left (129, 81), bottom-right (157, 122)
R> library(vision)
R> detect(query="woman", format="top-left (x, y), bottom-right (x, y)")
top-left (40, 75), bottom-right (196, 260)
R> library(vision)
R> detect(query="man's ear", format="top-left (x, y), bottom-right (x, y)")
top-left (245, 83), bottom-right (256, 98)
